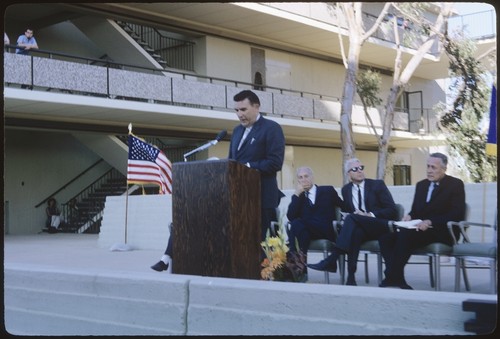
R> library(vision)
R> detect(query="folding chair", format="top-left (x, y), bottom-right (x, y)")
top-left (448, 212), bottom-right (497, 294)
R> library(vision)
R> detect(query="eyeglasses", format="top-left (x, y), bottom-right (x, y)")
top-left (348, 165), bottom-right (365, 173)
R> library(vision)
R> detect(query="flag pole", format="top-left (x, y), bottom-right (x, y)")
top-left (125, 123), bottom-right (132, 244)
top-left (125, 184), bottom-right (129, 244)
top-left (110, 123), bottom-right (133, 252)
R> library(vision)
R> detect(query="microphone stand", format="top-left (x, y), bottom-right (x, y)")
top-left (183, 140), bottom-right (219, 162)
top-left (183, 130), bottom-right (227, 162)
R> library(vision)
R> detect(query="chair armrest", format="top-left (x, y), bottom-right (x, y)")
top-left (459, 221), bottom-right (494, 229)
top-left (447, 221), bottom-right (462, 244)
top-left (387, 220), bottom-right (397, 233)
top-left (332, 220), bottom-right (343, 237)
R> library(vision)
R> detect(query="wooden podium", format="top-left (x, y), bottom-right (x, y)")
top-left (172, 159), bottom-right (261, 279)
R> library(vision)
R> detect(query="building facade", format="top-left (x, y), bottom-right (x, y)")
top-left (3, 3), bottom-right (496, 234)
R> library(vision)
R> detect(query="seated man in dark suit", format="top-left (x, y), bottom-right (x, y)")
top-left (378, 152), bottom-right (465, 289)
top-left (307, 158), bottom-right (398, 286)
top-left (286, 166), bottom-right (344, 259)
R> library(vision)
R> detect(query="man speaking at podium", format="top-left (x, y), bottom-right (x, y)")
top-left (229, 90), bottom-right (286, 242)
top-left (151, 90), bottom-right (285, 272)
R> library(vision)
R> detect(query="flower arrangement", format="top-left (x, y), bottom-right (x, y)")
top-left (260, 220), bottom-right (307, 282)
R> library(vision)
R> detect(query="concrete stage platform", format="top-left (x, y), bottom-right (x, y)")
top-left (4, 233), bottom-right (497, 335)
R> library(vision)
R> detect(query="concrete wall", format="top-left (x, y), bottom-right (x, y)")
top-left (98, 194), bottom-right (172, 251)
top-left (4, 265), bottom-right (496, 335)
top-left (98, 182), bottom-right (497, 251)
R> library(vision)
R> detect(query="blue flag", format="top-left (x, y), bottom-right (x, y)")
top-left (486, 85), bottom-right (497, 156)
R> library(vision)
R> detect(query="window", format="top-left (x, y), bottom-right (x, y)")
top-left (393, 165), bottom-right (411, 185)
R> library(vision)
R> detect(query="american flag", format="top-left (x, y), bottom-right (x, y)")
top-left (127, 134), bottom-right (172, 194)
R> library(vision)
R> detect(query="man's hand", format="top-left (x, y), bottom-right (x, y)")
top-left (294, 183), bottom-right (305, 196)
top-left (294, 183), bottom-right (312, 196)
top-left (415, 219), bottom-right (432, 231)
top-left (353, 210), bottom-right (374, 217)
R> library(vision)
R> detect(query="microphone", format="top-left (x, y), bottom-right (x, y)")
top-left (183, 130), bottom-right (227, 161)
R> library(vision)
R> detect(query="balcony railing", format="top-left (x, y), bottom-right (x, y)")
top-left (448, 10), bottom-right (496, 40)
top-left (3, 47), bottom-right (437, 134)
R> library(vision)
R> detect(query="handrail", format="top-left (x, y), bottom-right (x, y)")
top-left (3, 43), bottom-right (341, 102)
top-left (65, 167), bottom-right (121, 205)
top-left (35, 158), bottom-right (104, 208)
top-left (4, 49), bottom-right (432, 132)
top-left (61, 168), bottom-right (125, 233)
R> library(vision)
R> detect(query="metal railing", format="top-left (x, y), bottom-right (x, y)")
top-left (118, 21), bottom-right (195, 71)
top-left (448, 10), bottom-right (496, 40)
top-left (4, 48), bottom-right (430, 133)
top-left (35, 159), bottom-right (104, 209)
top-left (60, 168), bottom-right (126, 234)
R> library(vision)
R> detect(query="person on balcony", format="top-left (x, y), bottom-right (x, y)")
top-left (16, 28), bottom-right (38, 55)
top-left (378, 152), bottom-right (465, 290)
top-left (307, 158), bottom-right (398, 286)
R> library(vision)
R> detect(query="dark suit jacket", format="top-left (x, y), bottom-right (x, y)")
top-left (341, 179), bottom-right (397, 220)
top-left (228, 115), bottom-right (285, 209)
top-left (286, 185), bottom-right (344, 226)
top-left (408, 175), bottom-right (465, 242)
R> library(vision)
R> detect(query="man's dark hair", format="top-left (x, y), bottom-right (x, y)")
top-left (430, 152), bottom-right (448, 167)
top-left (233, 90), bottom-right (260, 106)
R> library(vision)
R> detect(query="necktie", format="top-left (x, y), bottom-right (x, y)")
top-left (305, 191), bottom-right (313, 206)
top-left (357, 184), bottom-right (364, 212)
top-left (426, 182), bottom-right (435, 202)
top-left (237, 128), bottom-right (250, 151)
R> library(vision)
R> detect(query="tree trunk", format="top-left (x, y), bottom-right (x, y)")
top-left (376, 3), bottom-right (452, 180)
top-left (340, 45), bottom-right (360, 184)
top-left (377, 85), bottom-right (401, 179)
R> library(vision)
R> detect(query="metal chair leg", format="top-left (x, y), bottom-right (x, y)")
top-left (489, 260), bottom-right (496, 294)
top-left (339, 254), bottom-right (346, 285)
top-left (322, 249), bottom-right (330, 284)
top-left (434, 255), bottom-right (441, 291)
top-left (364, 253), bottom-right (369, 284)
top-left (454, 258), bottom-right (461, 292)
top-left (462, 260), bottom-right (471, 291)
top-left (377, 253), bottom-right (383, 285)
top-left (429, 256), bottom-right (435, 288)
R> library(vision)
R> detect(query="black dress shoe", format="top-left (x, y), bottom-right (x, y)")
top-left (379, 278), bottom-right (397, 287)
top-left (379, 278), bottom-right (413, 290)
top-left (151, 261), bottom-right (169, 272)
top-left (399, 282), bottom-right (413, 290)
top-left (307, 258), bottom-right (337, 273)
top-left (346, 276), bottom-right (357, 286)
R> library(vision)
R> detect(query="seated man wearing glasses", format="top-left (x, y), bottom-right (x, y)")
top-left (308, 158), bottom-right (398, 286)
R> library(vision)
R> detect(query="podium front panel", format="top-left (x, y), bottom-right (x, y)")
top-left (172, 159), bottom-right (261, 279)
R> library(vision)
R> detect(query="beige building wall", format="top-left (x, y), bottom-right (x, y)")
top-left (208, 142), bottom-right (404, 189)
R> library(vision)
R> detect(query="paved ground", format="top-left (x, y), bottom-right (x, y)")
top-left (3, 233), bottom-right (496, 294)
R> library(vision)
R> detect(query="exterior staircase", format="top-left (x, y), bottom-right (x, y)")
top-left (115, 20), bottom-right (195, 72)
top-left (58, 169), bottom-right (127, 234)
top-left (116, 20), bottom-right (169, 68)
